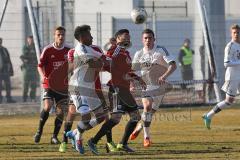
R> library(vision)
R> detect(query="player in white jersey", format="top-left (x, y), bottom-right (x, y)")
top-left (203, 24), bottom-right (240, 129)
top-left (66, 25), bottom-right (108, 154)
top-left (130, 29), bottom-right (176, 147)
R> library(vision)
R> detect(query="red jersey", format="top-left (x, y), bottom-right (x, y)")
top-left (38, 43), bottom-right (71, 91)
top-left (106, 45), bottom-right (132, 88)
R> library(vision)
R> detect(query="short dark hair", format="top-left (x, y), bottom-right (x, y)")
top-left (27, 35), bottom-right (33, 39)
top-left (142, 29), bottom-right (155, 38)
top-left (231, 24), bottom-right (240, 30)
top-left (74, 25), bottom-right (91, 40)
top-left (55, 26), bottom-right (66, 32)
top-left (114, 29), bottom-right (129, 39)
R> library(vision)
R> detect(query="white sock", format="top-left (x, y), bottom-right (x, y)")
top-left (143, 127), bottom-right (150, 139)
top-left (207, 101), bottom-right (230, 119)
top-left (206, 110), bottom-right (215, 119)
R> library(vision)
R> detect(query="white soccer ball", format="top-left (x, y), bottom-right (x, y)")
top-left (131, 8), bottom-right (147, 24)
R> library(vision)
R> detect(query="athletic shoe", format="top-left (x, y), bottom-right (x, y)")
top-left (50, 136), bottom-right (61, 144)
top-left (34, 131), bottom-right (42, 143)
top-left (129, 123), bottom-right (143, 140)
top-left (66, 130), bottom-right (76, 149)
top-left (202, 114), bottom-right (211, 129)
top-left (72, 130), bottom-right (84, 154)
top-left (116, 144), bottom-right (135, 152)
top-left (76, 139), bottom-right (84, 154)
top-left (59, 142), bottom-right (67, 152)
top-left (143, 137), bottom-right (151, 147)
top-left (87, 138), bottom-right (98, 155)
top-left (105, 141), bottom-right (118, 153)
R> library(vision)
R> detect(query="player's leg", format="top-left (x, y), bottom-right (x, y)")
top-left (51, 94), bottom-right (68, 144)
top-left (34, 89), bottom-right (54, 143)
top-left (88, 112), bottom-right (122, 154)
top-left (117, 109), bottom-right (141, 152)
top-left (59, 103), bottom-right (76, 152)
top-left (130, 96), bottom-right (152, 141)
top-left (203, 80), bottom-right (237, 129)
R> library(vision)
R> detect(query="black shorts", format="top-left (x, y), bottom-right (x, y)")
top-left (43, 89), bottom-right (68, 105)
top-left (108, 86), bottom-right (138, 113)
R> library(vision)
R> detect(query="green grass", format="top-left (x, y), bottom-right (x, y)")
top-left (1, 107), bottom-right (240, 159)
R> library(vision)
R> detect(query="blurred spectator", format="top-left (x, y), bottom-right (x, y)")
top-left (178, 38), bottom-right (194, 89)
top-left (20, 36), bottom-right (39, 102)
top-left (0, 37), bottom-right (16, 103)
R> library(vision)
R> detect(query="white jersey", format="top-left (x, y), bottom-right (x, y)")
top-left (224, 41), bottom-right (240, 81)
top-left (69, 42), bottom-right (103, 88)
top-left (132, 45), bottom-right (175, 84)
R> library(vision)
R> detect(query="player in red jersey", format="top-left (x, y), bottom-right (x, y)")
top-left (87, 29), bottom-right (146, 154)
top-left (34, 26), bottom-right (71, 144)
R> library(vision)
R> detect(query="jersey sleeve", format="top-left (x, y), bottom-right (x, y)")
top-left (38, 47), bottom-right (48, 68)
top-left (156, 46), bottom-right (175, 64)
top-left (67, 49), bottom-right (75, 63)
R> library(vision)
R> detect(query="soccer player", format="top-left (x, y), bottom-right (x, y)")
top-left (87, 29), bottom-right (146, 154)
top-left (202, 24), bottom-right (240, 129)
top-left (66, 25), bottom-right (108, 154)
top-left (34, 26), bottom-right (71, 144)
top-left (130, 29), bottom-right (176, 147)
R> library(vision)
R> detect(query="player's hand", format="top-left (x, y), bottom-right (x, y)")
top-left (158, 76), bottom-right (166, 85)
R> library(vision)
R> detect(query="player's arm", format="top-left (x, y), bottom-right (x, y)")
top-left (158, 48), bottom-right (177, 84)
top-left (38, 48), bottom-right (47, 81)
top-left (158, 61), bottom-right (176, 85)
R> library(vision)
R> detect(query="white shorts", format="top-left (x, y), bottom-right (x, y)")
top-left (142, 85), bottom-right (165, 110)
top-left (70, 94), bottom-right (102, 115)
top-left (222, 80), bottom-right (240, 96)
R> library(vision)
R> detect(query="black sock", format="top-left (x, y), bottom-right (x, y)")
top-left (92, 119), bottom-right (117, 144)
top-left (120, 121), bottom-right (138, 145)
top-left (38, 110), bottom-right (49, 133)
top-left (63, 122), bottom-right (73, 143)
top-left (53, 117), bottom-right (63, 138)
top-left (106, 129), bottom-right (113, 143)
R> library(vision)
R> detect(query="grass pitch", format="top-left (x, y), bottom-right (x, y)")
top-left (1, 106), bottom-right (240, 160)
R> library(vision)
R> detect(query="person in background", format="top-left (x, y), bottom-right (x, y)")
top-left (0, 37), bottom-right (16, 103)
top-left (20, 35), bottom-right (38, 102)
top-left (178, 38), bottom-right (194, 89)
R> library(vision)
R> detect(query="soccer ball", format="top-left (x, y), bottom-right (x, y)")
top-left (130, 8), bottom-right (147, 24)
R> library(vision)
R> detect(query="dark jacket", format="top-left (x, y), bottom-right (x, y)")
top-left (0, 46), bottom-right (13, 76)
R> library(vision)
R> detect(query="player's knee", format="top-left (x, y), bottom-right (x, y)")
top-left (96, 114), bottom-right (106, 124)
top-left (130, 111), bottom-right (141, 122)
top-left (56, 112), bottom-right (64, 121)
top-left (78, 120), bottom-right (89, 130)
top-left (110, 113), bottom-right (122, 124)
top-left (141, 112), bottom-right (153, 123)
top-left (226, 96), bottom-right (235, 104)
top-left (68, 105), bottom-right (76, 114)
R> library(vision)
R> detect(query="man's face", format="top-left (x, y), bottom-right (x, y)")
top-left (54, 30), bottom-right (65, 45)
top-left (183, 40), bottom-right (190, 48)
top-left (27, 37), bottom-right (33, 45)
top-left (142, 33), bottom-right (155, 49)
top-left (81, 32), bottom-right (93, 46)
top-left (117, 32), bottom-right (130, 44)
top-left (231, 28), bottom-right (240, 42)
